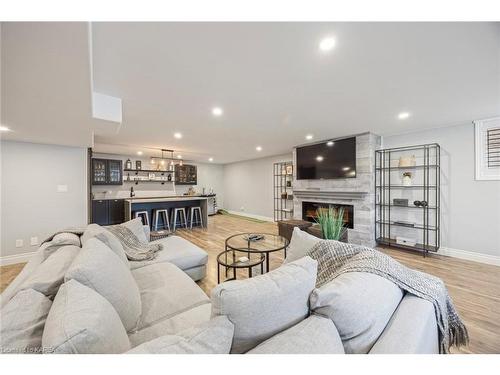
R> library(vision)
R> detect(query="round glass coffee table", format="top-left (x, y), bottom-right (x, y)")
top-left (225, 233), bottom-right (289, 274)
top-left (216, 250), bottom-right (265, 283)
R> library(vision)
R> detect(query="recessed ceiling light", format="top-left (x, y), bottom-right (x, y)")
top-left (212, 107), bottom-right (223, 117)
top-left (326, 141), bottom-right (334, 146)
top-left (316, 156), bottom-right (324, 162)
top-left (306, 134), bottom-right (314, 140)
top-left (256, 146), bottom-right (262, 152)
top-left (137, 151), bottom-right (143, 156)
top-left (398, 112), bottom-right (411, 120)
top-left (342, 167), bottom-right (350, 171)
top-left (0, 126), bottom-right (11, 132)
top-left (177, 155), bottom-right (182, 159)
top-left (319, 37), bottom-right (336, 52)
top-left (208, 157), bottom-right (214, 162)
top-left (174, 132), bottom-right (182, 139)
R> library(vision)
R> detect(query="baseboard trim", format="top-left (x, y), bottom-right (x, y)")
top-left (437, 247), bottom-right (500, 267)
top-left (0, 251), bottom-right (36, 266)
top-left (225, 210), bottom-right (274, 222)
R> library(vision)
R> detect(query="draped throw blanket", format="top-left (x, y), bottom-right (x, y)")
top-left (106, 225), bottom-right (162, 261)
top-left (306, 240), bottom-right (468, 354)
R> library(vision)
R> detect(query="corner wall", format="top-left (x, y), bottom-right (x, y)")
top-left (0, 141), bottom-right (88, 262)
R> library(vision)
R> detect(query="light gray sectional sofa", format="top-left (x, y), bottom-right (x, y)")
top-left (0, 221), bottom-right (439, 354)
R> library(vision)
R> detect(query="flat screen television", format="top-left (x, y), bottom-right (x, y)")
top-left (296, 137), bottom-right (356, 180)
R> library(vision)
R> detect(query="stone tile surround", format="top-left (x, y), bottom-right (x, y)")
top-left (292, 133), bottom-right (381, 248)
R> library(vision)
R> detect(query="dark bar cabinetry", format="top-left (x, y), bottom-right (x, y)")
top-left (175, 164), bottom-right (197, 185)
top-left (92, 159), bottom-right (123, 185)
top-left (92, 199), bottom-right (125, 225)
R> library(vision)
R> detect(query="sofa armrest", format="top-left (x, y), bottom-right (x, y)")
top-left (368, 294), bottom-right (439, 354)
top-left (143, 225), bottom-right (151, 242)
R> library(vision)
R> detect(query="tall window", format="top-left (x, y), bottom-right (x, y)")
top-left (475, 117), bottom-right (500, 180)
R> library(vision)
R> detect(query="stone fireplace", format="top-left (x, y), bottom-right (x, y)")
top-left (292, 133), bottom-right (380, 248)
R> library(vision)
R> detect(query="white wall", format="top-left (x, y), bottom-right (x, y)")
top-left (1, 141), bottom-right (88, 260)
top-left (383, 123), bottom-right (500, 257)
top-left (223, 153), bottom-right (292, 220)
top-left (92, 153), bottom-right (225, 208)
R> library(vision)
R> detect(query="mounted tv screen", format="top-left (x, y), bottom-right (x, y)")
top-left (296, 137), bottom-right (356, 180)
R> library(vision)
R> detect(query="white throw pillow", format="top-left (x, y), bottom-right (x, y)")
top-left (42, 280), bottom-right (131, 354)
top-left (310, 272), bottom-right (404, 353)
top-left (284, 227), bottom-right (321, 264)
top-left (211, 256), bottom-right (318, 353)
top-left (122, 218), bottom-right (148, 244)
top-left (21, 245), bottom-right (80, 298)
top-left (65, 238), bottom-right (142, 332)
top-left (127, 316), bottom-right (234, 354)
top-left (0, 289), bottom-right (52, 354)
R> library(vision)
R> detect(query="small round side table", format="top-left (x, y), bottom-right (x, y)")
top-left (216, 250), bottom-right (265, 284)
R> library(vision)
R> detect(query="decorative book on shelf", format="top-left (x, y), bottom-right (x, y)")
top-left (375, 143), bottom-right (440, 256)
top-left (273, 161), bottom-right (294, 221)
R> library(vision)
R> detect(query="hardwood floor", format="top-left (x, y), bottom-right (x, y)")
top-left (1, 214), bottom-right (499, 353)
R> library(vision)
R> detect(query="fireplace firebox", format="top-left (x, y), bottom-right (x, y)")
top-left (302, 202), bottom-right (354, 229)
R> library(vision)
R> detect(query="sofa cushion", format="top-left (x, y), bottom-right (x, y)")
top-left (128, 303), bottom-right (212, 347)
top-left (42, 280), bottom-right (130, 354)
top-left (310, 272), bottom-right (403, 354)
top-left (131, 262), bottom-right (210, 332)
top-left (21, 245), bottom-right (80, 298)
top-left (81, 224), bottom-right (129, 268)
top-left (283, 227), bottom-right (321, 264)
top-left (0, 289), bottom-right (52, 354)
top-left (369, 294), bottom-right (439, 354)
top-left (65, 238), bottom-right (142, 332)
top-left (247, 315), bottom-right (345, 354)
top-left (211, 256), bottom-right (318, 353)
top-left (129, 235), bottom-right (208, 272)
top-left (40, 233), bottom-right (81, 261)
top-left (128, 316), bottom-right (233, 354)
top-left (122, 218), bottom-right (148, 244)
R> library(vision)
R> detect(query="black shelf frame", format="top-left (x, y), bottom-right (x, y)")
top-left (375, 143), bottom-right (440, 257)
top-left (273, 161), bottom-right (294, 222)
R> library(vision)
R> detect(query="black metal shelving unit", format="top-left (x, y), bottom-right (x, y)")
top-left (375, 143), bottom-right (440, 256)
top-left (273, 161), bottom-right (294, 221)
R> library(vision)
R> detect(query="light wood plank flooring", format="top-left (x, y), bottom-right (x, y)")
top-left (1, 214), bottom-right (499, 353)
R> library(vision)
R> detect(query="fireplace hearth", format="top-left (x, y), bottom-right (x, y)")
top-left (302, 202), bottom-right (354, 229)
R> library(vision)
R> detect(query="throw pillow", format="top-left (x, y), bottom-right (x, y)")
top-left (310, 271), bottom-right (404, 353)
top-left (283, 227), bottom-right (321, 264)
top-left (21, 245), bottom-right (80, 298)
top-left (42, 280), bottom-right (131, 353)
top-left (65, 237), bottom-right (142, 332)
top-left (211, 256), bottom-right (318, 353)
top-left (121, 218), bottom-right (148, 244)
top-left (0, 289), bottom-right (52, 354)
top-left (127, 316), bottom-right (234, 354)
top-left (81, 224), bottom-right (129, 267)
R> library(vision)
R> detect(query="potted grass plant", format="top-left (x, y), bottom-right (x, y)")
top-left (308, 207), bottom-right (348, 242)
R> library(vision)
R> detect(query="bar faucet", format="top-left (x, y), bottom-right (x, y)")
top-left (130, 186), bottom-right (135, 197)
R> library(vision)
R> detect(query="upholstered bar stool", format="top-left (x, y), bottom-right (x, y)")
top-left (134, 210), bottom-right (150, 226)
top-left (171, 207), bottom-right (187, 230)
top-left (152, 209), bottom-right (170, 231)
top-left (188, 206), bottom-right (203, 229)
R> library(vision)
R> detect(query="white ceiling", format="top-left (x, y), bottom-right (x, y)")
top-left (2, 22), bottom-right (500, 163)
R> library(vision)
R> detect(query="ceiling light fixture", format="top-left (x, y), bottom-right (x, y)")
top-left (319, 37), bottom-right (336, 52)
top-left (256, 146), bottom-right (262, 152)
top-left (208, 157), bottom-right (214, 162)
top-left (316, 156), bottom-right (324, 162)
top-left (174, 132), bottom-right (183, 139)
top-left (177, 155), bottom-right (182, 159)
top-left (326, 141), bottom-right (334, 146)
top-left (398, 112), bottom-right (411, 120)
top-left (137, 151), bottom-right (143, 156)
top-left (306, 134), bottom-right (314, 140)
top-left (0, 126), bottom-right (11, 132)
top-left (212, 107), bottom-right (223, 117)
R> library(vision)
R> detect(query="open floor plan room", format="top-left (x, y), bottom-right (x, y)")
top-left (1, 13), bottom-right (499, 361)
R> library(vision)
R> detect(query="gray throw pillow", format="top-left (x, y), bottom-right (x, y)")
top-left (21, 245), bottom-right (80, 298)
top-left (42, 280), bottom-right (131, 354)
top-left (284, 227), bottom-right (321, 264)
top-left (127, 316), bottom-right (234, 354)
top-left (310, 272), bottom-right (404, 353)
top-left (65, 238), bottom-right (142, 332)
top-left (121, 218), bottom-right (148, 244)
top-left (82, 224), bottom-right (129, 267)
top-left (211, 256), bottom-right (318, 353)
top-left (0, 289), bottom-right (52, 354)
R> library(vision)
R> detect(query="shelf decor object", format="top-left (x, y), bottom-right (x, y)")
top-left (375, 143), bottom-right (440, 256)
top-left (273, 161), bottom-right (294, 221)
